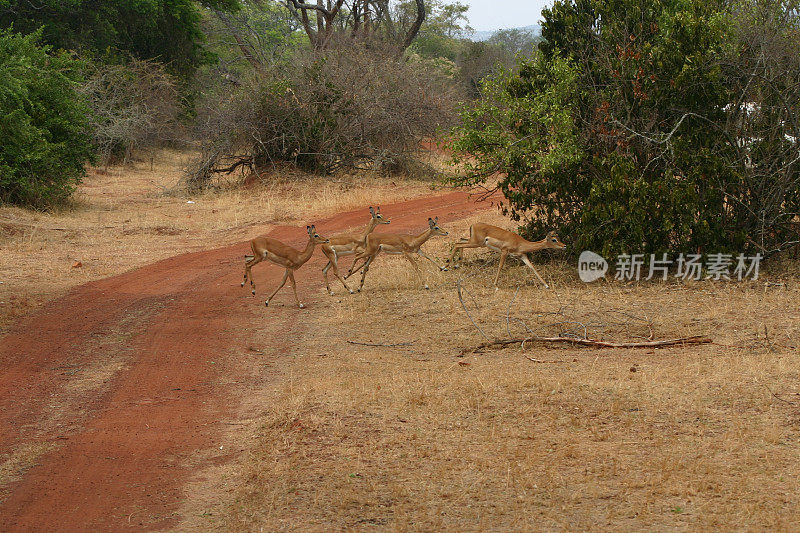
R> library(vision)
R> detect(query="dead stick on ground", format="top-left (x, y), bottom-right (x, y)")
top-left (763, 383), bottom-right (797, 405)
top-left (465, 335), bottom-right (712, 354)
top-left (523, 355), bottom-right (566, 363)
top-left (347, 340), bottom-right (414, 348)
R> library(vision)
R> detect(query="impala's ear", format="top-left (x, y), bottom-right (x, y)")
top-left (377, 206), bottom-right (381, 213)
top-left (311, 224), bottom-right (316, 233)
top-left (306, 225), bottom-right (312, 235)
top-left (369, 206), bottom-right (375, 215)
top-left (434, 216), bottom-right (439, 224)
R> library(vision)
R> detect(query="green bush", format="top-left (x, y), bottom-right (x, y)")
top-left (0, 28), bottom-right (95, 207)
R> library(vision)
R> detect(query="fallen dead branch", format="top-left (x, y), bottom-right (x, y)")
top-left (763, 383), bottom-right (798, 405)
top-left (464, 335), bottom-right (712, 355)
top-left (455, 280), bottom-right (712, 355)
top-left (523, 355), bottom-right (566, 363)
top-left (347, 340), bottom-right (414, 348)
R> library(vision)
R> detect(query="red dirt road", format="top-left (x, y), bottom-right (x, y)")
top-left (0, 190), bottom-right (491, 531)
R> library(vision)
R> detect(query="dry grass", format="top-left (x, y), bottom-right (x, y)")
top-left (0, 149), bottom-right (438, 332)
top-left (5, 156), bottom-right (799, 529)
top-left (219, 212), bottom-right (800, 531)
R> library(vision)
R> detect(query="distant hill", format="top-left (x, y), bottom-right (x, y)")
top-left (465, 24), bottom-right (541, 42)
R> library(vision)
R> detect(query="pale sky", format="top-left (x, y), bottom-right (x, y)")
top-left (461, 0), bottom-right (552, 32)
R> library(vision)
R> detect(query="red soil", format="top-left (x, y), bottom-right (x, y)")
top-left (0, 190), bottom-right (491, 531)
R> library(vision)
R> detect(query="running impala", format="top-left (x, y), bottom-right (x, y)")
top-left (241, 225), bottom-right (329, 308)
top-left (347, 217), bottom-right (449, 292)
top-left (448, 223), bottom-right (566, 289)
top-left (320, 206), bottom-right (390, 295)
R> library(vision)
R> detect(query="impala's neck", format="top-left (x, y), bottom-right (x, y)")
top-left (520, 237), bottom-right (549, 254)
top-left (296, 238), bottom-right (317, 266)
top-left (410, 228), bottom-right (435, 250)
top-left (359, 218), bottom-right (379, 244)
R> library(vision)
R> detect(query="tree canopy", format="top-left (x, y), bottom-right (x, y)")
top-left (0, 0), bottom-right (240, 80)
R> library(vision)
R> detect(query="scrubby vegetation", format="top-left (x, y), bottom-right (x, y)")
top-left (0, 0), bottom-right (238, 82)
top-left (188, 44), bottom-right (459, 188)
top-left (80, 58), bottom-right (180, 164)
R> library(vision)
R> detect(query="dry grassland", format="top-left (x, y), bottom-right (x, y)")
top-left (220, 210), bottom-right (800, 531)
top-left (3, 153), bottom-right (799, 530)
top-left (0, 149), bottom-right (437, 332)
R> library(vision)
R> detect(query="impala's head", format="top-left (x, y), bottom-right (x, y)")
top-left (428, 216), bottom-right (448, 236)
top-left (370, 206), bottom-right (390, 225)
top-left (307, 225), bottom-right (329, 244)
top-left (545, 230), bottom-right (567, 250)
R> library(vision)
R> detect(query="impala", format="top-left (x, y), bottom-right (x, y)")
top-left (242, 225), bottom-right (329, 308)
top-left (448, 223), bottom-right (566, 289)
top-left (321, 206), bottom-right (390, 295)
top-left (347, 217), bottom-right (449, 292)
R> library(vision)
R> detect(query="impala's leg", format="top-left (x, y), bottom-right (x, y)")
top-left (357, 255), bottom-right (376, 292)
top-left (242, 256), bottom-right (251, 288)
top-left (329, 255), bottom-right (354, 294)
top-left (347, 247), bottom-right (372, 279)
top-left (244, 255), bottom-right (263, 295)
top-left (493, 250), bottom-right (509, 289)
top-left (448, 242), bottom-right (481, 268)
top-left (321, 247), bottom-right (336, 295)
top-left (347, 256), bottom-right (367, 278)
top-left (265, 268), bottom-right (290, 307)
top-left (520, 254), bottom-right (550, 289)
top-left (403, 252), bottom-right (429, 289)
top-left (322, 260), bottom-right (333, 294)
top-left (447, 241), bottom-right (462, 265)
top-left (417, 249), bottom-right (447, 271)
top-left (288, 270), bottom-right (304, 308)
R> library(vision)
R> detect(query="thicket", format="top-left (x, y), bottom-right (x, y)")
top-left (80, 58), bottom-right (180, 164)
top-left (189, 44), bottom-right (459, 189)
top-left (0, 29), bottom-right (94, 207)
top-left (450, 0), bottom-right (800, 258)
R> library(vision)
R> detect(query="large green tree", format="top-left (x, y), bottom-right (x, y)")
top-left (450, 0), bottom-right (800, 258)
top-left (0, 0), bottom-right (239, 80)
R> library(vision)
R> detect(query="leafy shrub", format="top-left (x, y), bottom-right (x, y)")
top-left (0, 28), bottom-right (94, 207)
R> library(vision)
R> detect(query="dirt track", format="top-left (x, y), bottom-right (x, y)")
top-left (0, 190), bottom-right (490, 531)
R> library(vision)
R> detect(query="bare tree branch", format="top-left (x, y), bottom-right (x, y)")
top-left (213, 9), bottom-right (265, 71)
top-left (400, 0), bottom-right (425, 53)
